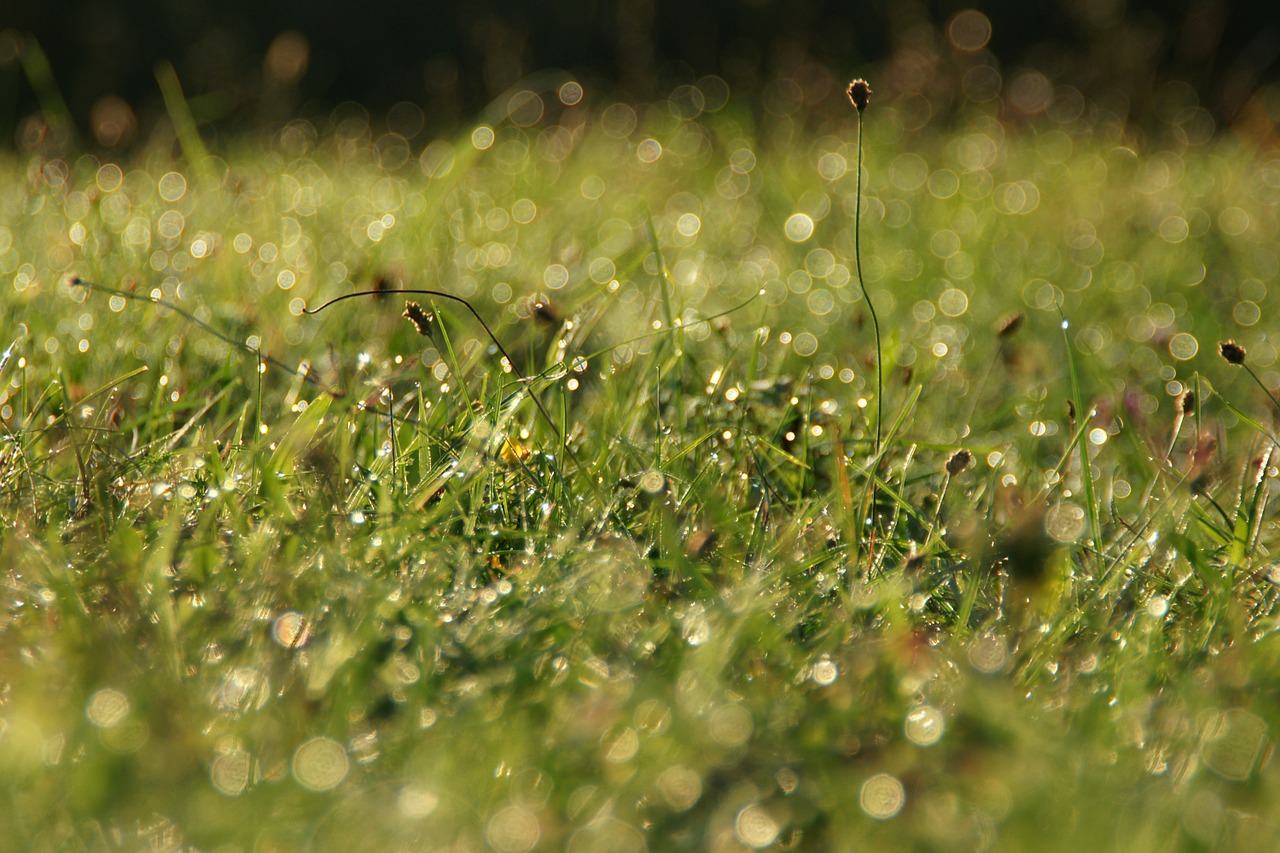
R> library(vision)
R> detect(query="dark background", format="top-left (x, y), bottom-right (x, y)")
top-left (3, 0), bottom-right (1279, 148)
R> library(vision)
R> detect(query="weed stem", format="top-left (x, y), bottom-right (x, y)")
top-left (853, 113), bottom-right (883, 456)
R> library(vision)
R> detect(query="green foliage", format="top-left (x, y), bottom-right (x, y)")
top-left (3, 91), bottom-right (1280, 850)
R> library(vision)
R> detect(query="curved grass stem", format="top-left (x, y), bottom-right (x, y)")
top-left (853, 113), bottom-right (883, 459)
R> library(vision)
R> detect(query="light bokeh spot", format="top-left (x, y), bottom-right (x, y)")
top-left (811, 656), bottom-right (838, 686)
top-left (210, 749), bottom-right (253, 797)
top-left (292, 737), bottom-right (349, 792)
top-left (708, 704), bottom-right (754, 747)
top-left (1045, 503), bottom-right (1086, 543)
top-left (86, 688), bottom-right (130, 729)
top-left (272, 611), bottom-right (311, 648)
top-left (860, 773), bottom-right (906, 820)
top-left (785, 213), bottom-right (815, 242)
top-left (1201, 709), bottom-right (1269, 781)
top-left (735, 803), bottom-right (781, 848)
top-left (1168, 332), bottom-right (1198, 360)
top-left (657, 764), bottom-right (703, 811)
top-left (905, 705), bottom-right (946, 746)
top-left (969, 634), bottom-right (1009, 673)
top-left (486, 804), bottom-right (541, 853)
top-left (949, 10), bottom-right (993, 51)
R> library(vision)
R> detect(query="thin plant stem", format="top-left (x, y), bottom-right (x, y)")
top-left (849, 101), bottom-right (885, 565)
top-left (1243, 364), bottom-right (1280, 413)
top-left (853, 114), bottom-right (883, 458)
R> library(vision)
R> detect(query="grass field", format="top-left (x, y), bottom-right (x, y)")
top-left (3, 81), bottom-right (1280, 850)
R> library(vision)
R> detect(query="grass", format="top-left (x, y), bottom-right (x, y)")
top-left (3, 83), bottom-right (1280, 850)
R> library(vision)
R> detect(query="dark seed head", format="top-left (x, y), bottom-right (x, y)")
top-left (946, 448), bottom-right (972, 477)
top-left (402, 301), bottom-right (434, 337)
top-left (1176, 388), bottom-right (1195, 415)
top-left (1219, 339), bottom-right (1247, 365)
top-left (846, 78), bottom-right (873, 112)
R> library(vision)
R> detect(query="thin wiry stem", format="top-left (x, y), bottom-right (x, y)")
top-left (305, 288), bottom-right (562, 442)
top-left (853, 114), bottom-right (883, 457)
top-left (71, 276), bottom-right (344, 397)
top-left (1243, 364), bottom-right (1280, 414)
top-left (849, 105), bottom-right (885, 563)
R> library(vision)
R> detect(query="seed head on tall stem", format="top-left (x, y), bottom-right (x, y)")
top-left (1219, 339), bottom-right (1280, 413)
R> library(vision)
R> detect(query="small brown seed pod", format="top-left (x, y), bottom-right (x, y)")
top-left (846, 79), bottom-right (873, 112)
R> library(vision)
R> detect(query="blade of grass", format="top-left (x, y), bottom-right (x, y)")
top-left (156, 61), bottom-right (213, 185)
top-left (1058, 308), bottom-right (1101, 566)
top-left (19, 36), bottom-right (76, 142)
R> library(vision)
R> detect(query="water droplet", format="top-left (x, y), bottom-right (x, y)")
top-left (486, 804), bottom-right (540, 853)
top-left (708, 704), bottom-right (753, 747)
top-left (558, 81), bottom-right (584, 106)
top-left (784, 213), bottom-right (815, 242)
top-left (1045, 503), bottom-right (1086, 542)
top-left (811, 656), bottom-right (838, 686)
top-left (681, 606), bottom-right (710, 646)
top-left (638, 470), bottom-right (666, 494)
top-left (656, 764), bottom-right (702, 811)
top-left (969, 634), bottom-right (1009, 673)
top-left (210, 748), bottom-right (253, 797)
top-left (860, 773), bottom-right (906, 820)
top-left (471, 125), bottom-right (495, 150)
top-left (735, 803), bottom-right (780, 848)
top-left (605, 728), bottom-right (640, 764)
top-left (1201, 709), bottom-right (1269, 781)
top-left (272, 611), bottom-right (311, 648)
top-left (85, 688), bottom-right (130, 728)
top-left (905, 705), bottom-right (946, 746)
top-left (395, 784), bottom-right (438, 819)
top-left (292, 737), bottom-right (349, 791)
top-left (637, 138), bottom-right (662, 164)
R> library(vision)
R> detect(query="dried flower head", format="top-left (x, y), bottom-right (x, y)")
top-left (946, 448), bottom-right (972, 477)
top-left (997, 312), bottom-right (1024, 337)
top-left (1219, 339), bottom-right (1246, 365)
top-left (846, 78), bottom-right (873, 112)
top-left (1176, 388), bottom-right (1195, 415)
top-left (402, 301), bottom-right (434, 337)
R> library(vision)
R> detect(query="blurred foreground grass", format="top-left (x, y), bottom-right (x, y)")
top-left (3, 88), bottom-right (1280, 850)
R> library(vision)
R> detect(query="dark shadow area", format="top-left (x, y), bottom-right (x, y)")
top-left (2, 0), bottom-right (1279, 149)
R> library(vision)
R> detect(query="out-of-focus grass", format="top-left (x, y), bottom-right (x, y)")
top-left (3, 83), bottom-right (1280, 851)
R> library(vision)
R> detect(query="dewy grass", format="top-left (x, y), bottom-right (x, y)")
top-left (5, 86), bottom-right (1280, 850)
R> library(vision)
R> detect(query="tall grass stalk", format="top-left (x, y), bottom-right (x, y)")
top-left (1059, 309), bottom-right (1101, 569)
top-left (846, 79), bottom-right (884, 566)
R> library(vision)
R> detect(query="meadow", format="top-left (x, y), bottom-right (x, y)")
top-left (2, 77), bottom-right (1280, 850)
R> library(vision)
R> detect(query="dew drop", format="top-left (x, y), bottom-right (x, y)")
top-left (860, 773), bottom-right (906, 820)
